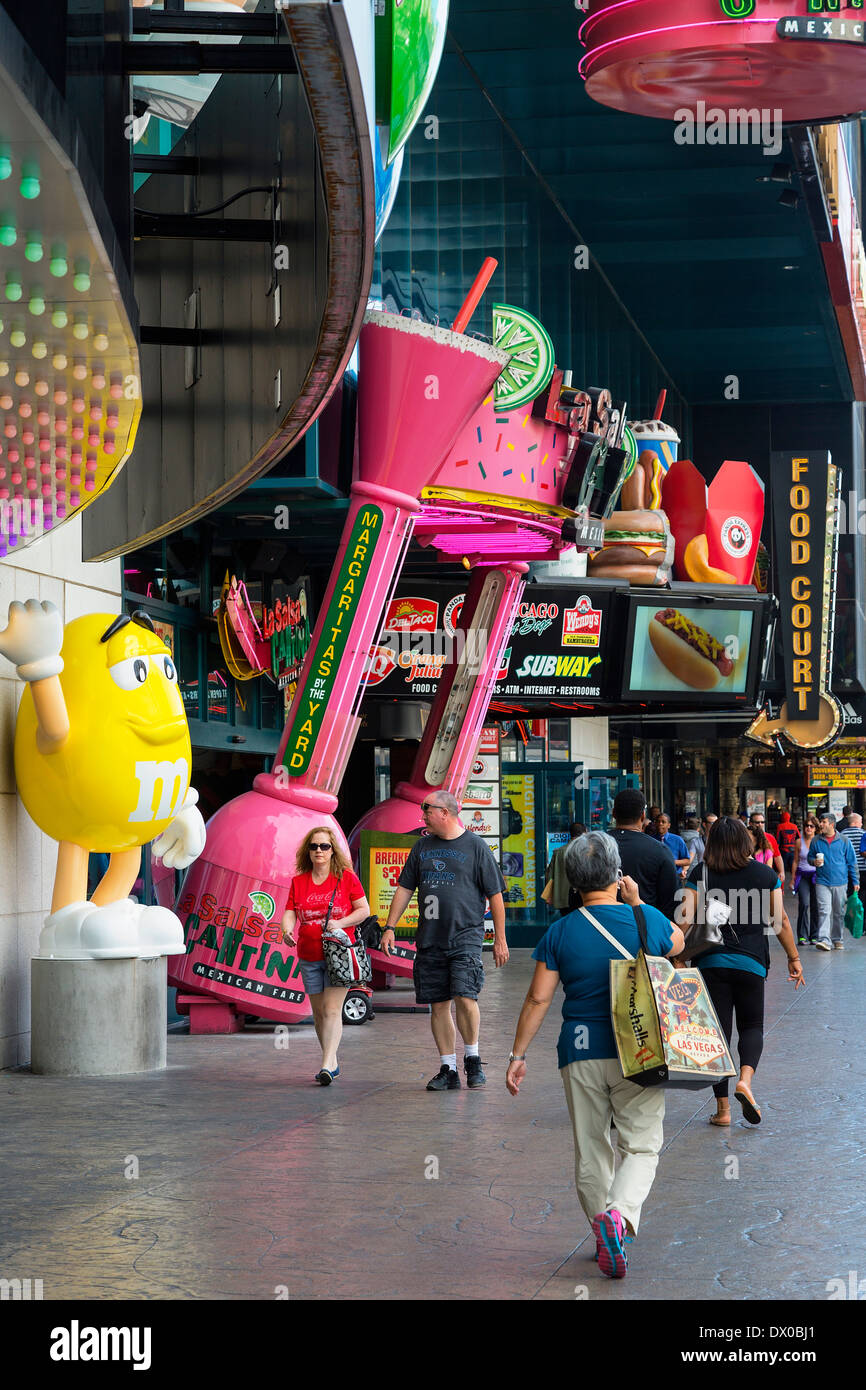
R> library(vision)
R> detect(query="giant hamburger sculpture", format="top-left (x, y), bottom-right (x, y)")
top-left (587, 448), bottom-right (675, 585)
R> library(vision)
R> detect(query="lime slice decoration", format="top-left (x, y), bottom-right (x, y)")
top-left (491, 304), bottom-right (555, 411)
top-left (616, 425), bottom-right (639, 493)
top-left (622, 425), bottom-right (638, 469)
top-left (249, 890), bottom-right (276, 922)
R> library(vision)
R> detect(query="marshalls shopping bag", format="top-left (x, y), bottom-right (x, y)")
top-left (581, 905), bottom-right (736, 1091)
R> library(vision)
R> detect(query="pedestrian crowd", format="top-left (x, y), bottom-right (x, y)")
top-left (276, 786), bottom-right (857, 1285)
top-left (525, 791), bottom-right (863, 1278)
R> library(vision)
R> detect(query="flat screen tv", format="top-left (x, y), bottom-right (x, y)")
top-left (620, 594), bottom-right (766, 705)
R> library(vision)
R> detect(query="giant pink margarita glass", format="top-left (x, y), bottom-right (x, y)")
top-left (167, 310), bottom-right (508, 1024)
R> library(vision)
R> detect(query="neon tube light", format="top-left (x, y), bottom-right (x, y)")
top-left (578, 17), bottom-right (779, 77)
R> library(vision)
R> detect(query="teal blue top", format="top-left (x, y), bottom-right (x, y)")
top-left (699, 950), bottom-right (767, 978)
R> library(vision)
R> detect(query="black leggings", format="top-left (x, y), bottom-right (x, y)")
top-left (701, 967), bottom-right (765, 1099)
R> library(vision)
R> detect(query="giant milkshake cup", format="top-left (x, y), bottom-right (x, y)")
top-left (169, 310), bottom-right (508, 1025)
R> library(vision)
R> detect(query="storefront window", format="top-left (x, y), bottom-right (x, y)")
top-left (234, 679), bottom-right (256, 728)
top-left (206, 633), bottom-right (230, 722)
top-left (124, 541), bottom-right (171, 603)
top-left (501, 731), bottom-right (519, 763)
top-left (177, 627), bottom-right (200, 721)
top-left (548, 720), bottom-right (570, 761)
top-left (164, 534), bottom-right (202, 610)
top-left (260, 677), bottom-right (281, 731)
top-left (374, 747), bottom-right (391, 803)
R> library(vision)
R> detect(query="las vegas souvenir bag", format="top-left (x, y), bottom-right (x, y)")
top-left (581, 905), bottom-right (735, 1091)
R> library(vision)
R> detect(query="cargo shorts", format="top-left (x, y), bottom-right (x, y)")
top-left (413, 947), bottom-right (484, 1005)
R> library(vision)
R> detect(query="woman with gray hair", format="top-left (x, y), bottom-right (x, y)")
top-left (506, 831), bottom-right (684, 1280)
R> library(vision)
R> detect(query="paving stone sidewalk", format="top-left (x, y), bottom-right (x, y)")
top-left (1, 925), bottom-right (863, 1300)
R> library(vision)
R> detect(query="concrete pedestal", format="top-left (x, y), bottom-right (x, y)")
top-left (30, 957), bottom-right (168, 1076)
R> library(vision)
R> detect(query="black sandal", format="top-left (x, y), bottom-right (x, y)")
top-left (734, 1087), bottom-right (761, 1124)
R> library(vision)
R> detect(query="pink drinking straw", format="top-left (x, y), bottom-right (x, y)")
top-left (452, 257), bottom-right (499, 335)
top-left (653, 389), bottom-right (667, 421)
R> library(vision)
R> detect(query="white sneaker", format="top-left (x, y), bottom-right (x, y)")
top-left (815, 940), bottom-right (832, 951)
top-left (79, 899), bottom-right (140, 959)
top-left (39, 899), bottom-right (185, 961)
top-left (39, 902), bottom-right (95, 959)
top-left (134, 904), bottom-right (185, 958)
top-left (833, 942), bottom-right (845, 951)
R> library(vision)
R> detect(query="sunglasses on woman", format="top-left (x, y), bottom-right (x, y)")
top-left (309, 842), bottom-right (333, 852)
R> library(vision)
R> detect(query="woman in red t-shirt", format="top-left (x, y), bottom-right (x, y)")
top-left (280, 827), bottom-right (370, 1085)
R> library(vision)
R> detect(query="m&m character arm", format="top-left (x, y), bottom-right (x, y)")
top-left (0, 599), bottom-right (69, 753)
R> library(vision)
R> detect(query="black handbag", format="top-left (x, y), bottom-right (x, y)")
top-left (320, 888), bottom-right (373, 987)
top-left (355, 915), bottom-right (383, 951)
top-left (681, 862), bottom-right (736, 962)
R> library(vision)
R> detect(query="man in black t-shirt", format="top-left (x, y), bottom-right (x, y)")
top-left (609, 789), bottom-right (679, 920)
top-left (380, 791), bottom-right (507, 1092)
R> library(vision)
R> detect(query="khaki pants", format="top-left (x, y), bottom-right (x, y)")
top-left (561, 1058), bottom-right (665, 1236)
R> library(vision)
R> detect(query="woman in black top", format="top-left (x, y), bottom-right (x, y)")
top-left (679, 817), bottom-right (804, 1127)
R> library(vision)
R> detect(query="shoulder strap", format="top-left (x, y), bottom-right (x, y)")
top-left (579, 906), bottom-right (635, 961)
top-left (322, 884), bottom-right (339, 931)
top-left (631, 903), bottom-right (649, 954)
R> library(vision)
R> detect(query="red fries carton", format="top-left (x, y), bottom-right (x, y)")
top-left (705, 461), bottom-right (765, 586)
top-left (661, 460), bottom-right (707, 581)
top-left (662, 459), bottom-right (764, 585)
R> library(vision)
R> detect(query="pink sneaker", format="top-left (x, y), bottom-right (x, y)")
top-left (592, 1209), bottom-right (630, 1278)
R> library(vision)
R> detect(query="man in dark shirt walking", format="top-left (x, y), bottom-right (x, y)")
top-left (381, 791), bottom-right (508, 1091)
top-left (609, 789), bottom-right (679, 920)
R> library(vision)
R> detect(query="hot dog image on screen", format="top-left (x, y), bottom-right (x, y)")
top-left (630, 603), bottom-right (753, 694)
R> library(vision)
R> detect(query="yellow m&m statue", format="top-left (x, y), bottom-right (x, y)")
top-left (0, 600), bottom-right (206, 958)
